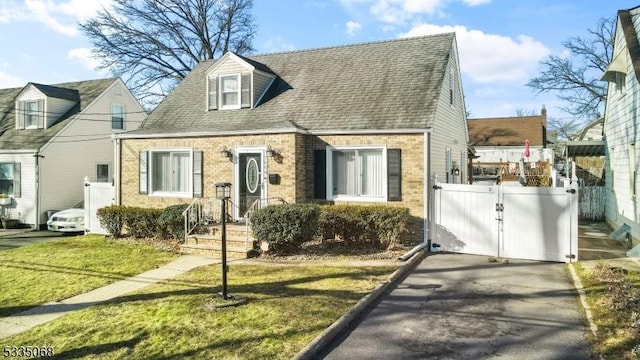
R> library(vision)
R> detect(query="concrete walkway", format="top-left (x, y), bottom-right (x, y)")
top-left (0, 255), bottom-right (218, 339)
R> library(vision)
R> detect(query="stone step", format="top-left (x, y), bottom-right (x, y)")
top-left (185, 234), bottom-right (250, 248)
top-left (179, 244), bottom-right (249, 259)
top-left (200, 224), bottom-right (249, 238)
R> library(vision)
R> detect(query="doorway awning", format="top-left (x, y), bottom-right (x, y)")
top-left (564, 140), bottom-right (605, 157)
top-left (601, 52), bottom-right (627, 82)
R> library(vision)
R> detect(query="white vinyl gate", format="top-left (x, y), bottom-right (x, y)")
top-left (432, 183), bottom-right (579, 263)
top-left (83, 178), bottom-right (115, 235)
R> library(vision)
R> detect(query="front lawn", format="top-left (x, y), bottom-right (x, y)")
top-left (0, 234), bottom-right (178, 317)
top-left (573, 262), bottom-right (640, 359)
top-left (2, 263), bottom-right (399, 359)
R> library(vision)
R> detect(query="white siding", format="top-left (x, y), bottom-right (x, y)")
top-left (430, 42), bottom-right (469, 185)
top-left (604, 12), bottom-right (640, 242)
top-left (254, 71), bottom-right (275, 105)
top-left (213, 58), bottom-right (250, 75)
top-left (0, 153), bottom-right (37, 225)
top-left (38, 80), bottom-right (146, 225)
top-left (45, 97), bottom-right (75, 128)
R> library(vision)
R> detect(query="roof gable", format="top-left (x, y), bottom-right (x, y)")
top-left (0, 78), bottom-right (117, 150)
top-left (133, 33), bottom-right (456, 136)
top-left (468, 114), bottom-right (546, 147)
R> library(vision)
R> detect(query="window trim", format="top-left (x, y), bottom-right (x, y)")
top-left (25, 100), bottom-right (40, 129)
top-left (148, 148), bottom-right (193, 198)
top-left (219, 74), bottom-right (241, 110)
top-left (96, 163), bottom-right (111, 183)
top-left (111, 104), bottom-right (125, 130)
top-left (325, 145), bottom-right (387, 202)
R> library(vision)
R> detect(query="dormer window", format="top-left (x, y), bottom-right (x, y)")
top-left (208, 72), bottom-right (252, 110)
top-left (16, 99), bottom-right (44, 129)
top-left (221, 75), bottom-right (240, 109)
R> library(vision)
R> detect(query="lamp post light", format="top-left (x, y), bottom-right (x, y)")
top-left (215, 182), bottom-right (232, 300)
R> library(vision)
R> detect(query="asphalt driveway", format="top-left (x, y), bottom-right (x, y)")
top-left (0, 230), bottom-right (67, 250)
top-left (321, 253), bottom-right (592, 360)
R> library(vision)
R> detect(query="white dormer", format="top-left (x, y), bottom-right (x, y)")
top-left (15, 83), bottom-right (78, 130)
top-left (206, 52), bottom-right (277, 111)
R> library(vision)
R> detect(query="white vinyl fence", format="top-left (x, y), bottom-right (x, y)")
top-left (432, 182), bottom-right (579, 263)
top-left (83, 178), bottom-right (115, 235)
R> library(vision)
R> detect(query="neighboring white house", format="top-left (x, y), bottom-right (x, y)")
top-left (602, 5), bottom-right (640, 244)
top-left (0, 78), bottom-right (146, 228)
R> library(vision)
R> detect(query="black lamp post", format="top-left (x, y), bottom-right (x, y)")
top-left (215, 182), bottom-right (232, 300)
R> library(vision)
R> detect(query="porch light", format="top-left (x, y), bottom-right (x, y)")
top-left (220, 147), bottom-right (232, 159)
top-left (215, 182), bottom-right (232, 200)
top-left (266, 145), bottom-right (278, 158)
top-left (451, 162), bottom-right (460, 176)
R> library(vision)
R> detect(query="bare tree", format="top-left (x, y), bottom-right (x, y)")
top-left (527, 17), bottom-right (614, 119)
top-left (514, 108), bottom-right (539, 117)
top-left (547, 116), bottom-right (582, 140)
top-left (80, 0), bottom-right (256, 106)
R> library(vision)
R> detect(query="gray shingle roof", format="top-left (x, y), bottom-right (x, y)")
top-left (30, 83), bottom-right (80, 101)
top-left (131, 33), bottom-right (455, 136)
top-left (0, 78), bottom-right (117, 150)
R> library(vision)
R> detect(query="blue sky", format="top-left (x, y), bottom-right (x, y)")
top-left (0, 0), bottom-right (637, 120)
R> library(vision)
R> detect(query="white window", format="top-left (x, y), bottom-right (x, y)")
top-left (26, 101), bottom-right (39, 128)
top-left (327, 147), bottom-right (386, 201)
top-left (0, 162), bottom-right (19, 197)
top-left (220, 74), bottom-right (240, 109)
top-left (96, 164), bottom-right (110, 183)
top-left (111, 104), bottom-right (124, 130)
top-left (616, 72), bottom-right (626, 94)
top-left (150, 150), bottom-right (192, 196)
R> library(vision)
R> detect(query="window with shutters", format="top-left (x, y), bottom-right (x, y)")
top-left (139, 150), bottom-right (202, 197)
top-left (0, 162), bottom-right (20, 197)
top-left (326, 146), bottom-right (387, 202)
top-left (17, 100), bottom-right (44, 129)
top-left (208, 72), bottom-right (252, 110)
top-left (148, 149), bottom-right (193, 197)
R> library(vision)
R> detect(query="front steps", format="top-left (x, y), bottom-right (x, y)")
top-left (181, 223), bottom-right (254, 259)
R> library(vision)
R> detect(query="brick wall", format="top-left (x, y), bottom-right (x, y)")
top-left (120, 132), bottom-right (427, 243)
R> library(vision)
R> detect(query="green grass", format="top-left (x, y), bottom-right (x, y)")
top-left (573, 262), bottom-right (640, 359)
top-left (0, 234), bottom-right (178, 317)
top-left (1, 263), bottom-right (399, 359)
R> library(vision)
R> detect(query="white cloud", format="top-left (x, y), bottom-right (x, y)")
top-left (0, 71), bottom-right (25, 88)
top-left (68, 47), bottom-right (100, 71)
top-left (462, 0), bottom-right (491, 6)
top-left (401, 23), bottom-right (550, 83)
top-left (370, 0), bottom-right (445, 24)
top-left (261, 37), bottom-right (296, 53)
top-left (346, 20), bottom-right (362, 36)
top-left (0, 0), bottom-right (112, 36)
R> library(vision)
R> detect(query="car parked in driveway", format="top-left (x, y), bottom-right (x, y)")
top-left (47, 202), bottom-right (84, 234)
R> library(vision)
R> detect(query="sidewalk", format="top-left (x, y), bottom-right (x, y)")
top-left (0, 255), bottom-right (218, 339)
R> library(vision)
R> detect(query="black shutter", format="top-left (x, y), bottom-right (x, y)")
top-left (387, 149), bottom-right (402, 201)
top-left (139, 151), bottom-right (148, 194)
top-left (313, 150), bottom-right (326, 199)
top-left (193, 151), bottom-right (203, 198)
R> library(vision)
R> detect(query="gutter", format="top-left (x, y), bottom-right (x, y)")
top-left (114, 127), bottom-right (434, 140)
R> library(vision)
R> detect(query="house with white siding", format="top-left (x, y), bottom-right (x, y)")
top-left (0, 77), bottom-right (146, 228)
top-left (114, 34), bottom-right (469, 247)
top-left (602, 5), bottom-right (640, 244)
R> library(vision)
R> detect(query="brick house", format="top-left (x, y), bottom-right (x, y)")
top-left (114, 34), bottom-right (468, 245)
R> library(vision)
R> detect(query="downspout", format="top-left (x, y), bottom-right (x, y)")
top-left (399, 131), bottom-right (431, 261)
top-left (33, 151), bottom-right (43, 229)
top-left (114, 137), bottom-right (121, 205)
